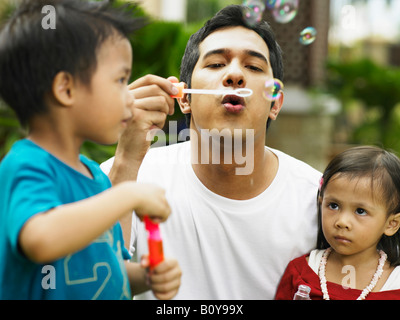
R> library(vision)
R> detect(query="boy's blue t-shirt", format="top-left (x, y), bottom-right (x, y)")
top-left (0, 139), bottom-right (131, 299)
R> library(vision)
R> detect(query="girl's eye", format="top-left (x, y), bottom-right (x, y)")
top-left (328, 203), bottom-right (339, 210)
top-left (355, 208), bottom-right (367, 216)
top-left (119, 77), bottom-right (127, 84)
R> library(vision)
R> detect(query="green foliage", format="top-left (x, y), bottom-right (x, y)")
top-left (131, 21), bottom-right (186, 79)
top-left (0, 1), bottom-right (23, 161)
top-left (0, 102), bottom-right (26, 160)
top-left (327, 58), bottom-right (400, 152)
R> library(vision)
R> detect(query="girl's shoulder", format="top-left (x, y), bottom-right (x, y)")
top-left (381, 265), bottom-right (400, 291)
top-left (306, 249), bottom-right (326, 274)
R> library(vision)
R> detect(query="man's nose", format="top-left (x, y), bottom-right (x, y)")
top-left (222, 61), bottom-right (246, 88)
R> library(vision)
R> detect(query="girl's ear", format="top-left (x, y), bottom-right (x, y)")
top-left (384, 213), bottom-right (400, 237)
top-left (177, 93), bottom-right (191, 114)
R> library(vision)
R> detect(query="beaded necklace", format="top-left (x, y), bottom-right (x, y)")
top-left (318, 247), bottom-right (387, 300)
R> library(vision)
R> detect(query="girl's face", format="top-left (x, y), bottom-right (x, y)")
top-left (321, 174), bottom-right (398, 258)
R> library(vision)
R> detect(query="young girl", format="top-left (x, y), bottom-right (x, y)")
top-left (275, 146), bottom-right (400, 300)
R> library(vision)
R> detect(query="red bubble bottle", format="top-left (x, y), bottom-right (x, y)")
top-left (144, 216), bottom-right (164, 270)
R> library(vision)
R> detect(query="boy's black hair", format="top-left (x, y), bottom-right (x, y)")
top-left (317, 146), bottom-right (400, 266)
top-left (179, 4), bottom-right (284, 129)
top-left (0, 0), bottom-right (144, 127)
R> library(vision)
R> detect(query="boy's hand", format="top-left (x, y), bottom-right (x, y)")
top-left (141, 256), bottom-right (182, 300)
top-left (132, 182), bottom-right (171, 223)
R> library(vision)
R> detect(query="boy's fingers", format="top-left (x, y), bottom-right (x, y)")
top-left (150, 266), bottom-right (182, 300)
top-left (152, 281), bottom-right (181, 300)
top-left (149, 259), bottom-right (181, 283)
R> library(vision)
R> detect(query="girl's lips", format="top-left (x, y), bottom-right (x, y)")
top-left (334, 236), bottom-right (351, 243)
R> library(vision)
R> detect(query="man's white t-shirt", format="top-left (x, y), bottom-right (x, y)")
top-left (101, 141), bottom-right (321, 300)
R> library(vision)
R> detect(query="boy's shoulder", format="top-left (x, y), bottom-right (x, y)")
top-left (1, 139), bottom-right (98, 176)
top-left (0, 139), bottom-right (47, 171)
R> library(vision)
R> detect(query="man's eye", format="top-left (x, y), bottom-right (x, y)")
top-left (247, 65), bottom-right (263, 72)
top-left (207, 63), bottom-right (225, 68)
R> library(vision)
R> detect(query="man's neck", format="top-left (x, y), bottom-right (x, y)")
top-left (190, 138), bottom-right (279, 200)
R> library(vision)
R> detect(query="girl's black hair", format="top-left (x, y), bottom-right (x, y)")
top-left (317, 146), bottom-right (400, 266)
top-left (0, 0), bottom-right (145, 127)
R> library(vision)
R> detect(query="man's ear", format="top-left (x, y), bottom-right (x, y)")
top-left (178, 92), bottom-right (191, 114)
top-left (268, 90), bottom-right (284, 121)
top-left (51, 71), bottom-right (75, 107)
top-left (384, 212), bottom-right (400, 237)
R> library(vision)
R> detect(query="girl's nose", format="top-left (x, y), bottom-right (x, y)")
top-left (335, 212), bottom-right (351, 230)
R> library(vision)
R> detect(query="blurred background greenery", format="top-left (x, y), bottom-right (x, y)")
top-left (1, 0), bottom-right (400, 168)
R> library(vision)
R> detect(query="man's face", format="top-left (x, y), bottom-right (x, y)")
top-left (184, 26), bottom-right (282, 141)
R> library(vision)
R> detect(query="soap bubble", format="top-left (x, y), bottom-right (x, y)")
top-left (264, 78), bottom-right (284, 101)
top-left (242, 0), bottom-right (266, 27)
top-left (299, 27), bottom-right (317, 45)
top-left (271, 0), bottom-right (299, 24)
top-left (265, 0), bottom-right (277, 10)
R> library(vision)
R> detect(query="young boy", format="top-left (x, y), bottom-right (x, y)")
top-left (0, 0), bottom-right (181, 299)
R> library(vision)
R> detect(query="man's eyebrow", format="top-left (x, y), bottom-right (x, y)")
top-left (245, 50), bottom-right (269, 64)
top-left (202, 48), bottom-right (228, 60)
top-left (202, 48), bottom-right (269, 64)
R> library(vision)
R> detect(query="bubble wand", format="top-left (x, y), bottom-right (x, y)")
top-left (144, 216), bottom-right (164, 270)
top-left (171, 82), bottom-right (253, 99)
